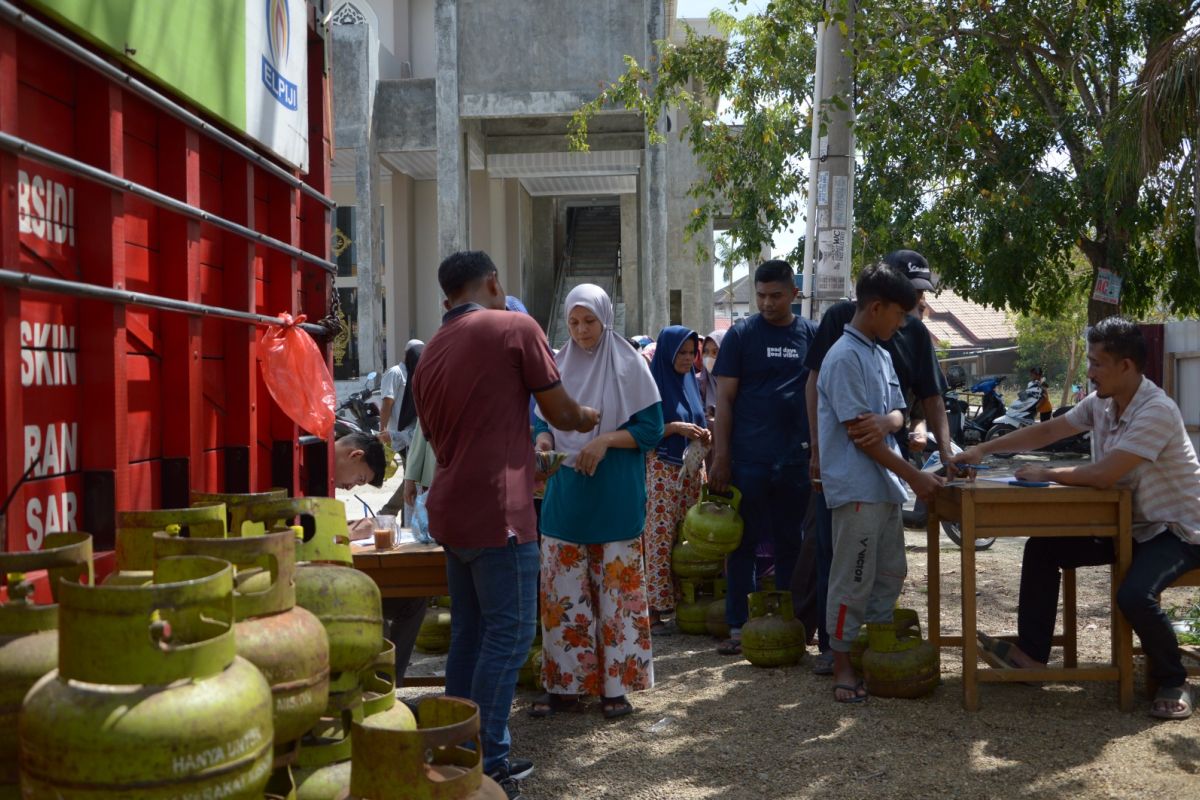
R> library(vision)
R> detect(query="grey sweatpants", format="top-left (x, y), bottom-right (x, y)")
top-left (826, 501), bottom-right (906, 653)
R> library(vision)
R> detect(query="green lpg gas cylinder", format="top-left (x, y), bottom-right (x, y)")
top-left (862, 622), bottom-right (939, 699)
top-left (415, 604), bottom-right (452, 654)
top-left (850, 627), bottom-right (869, 673)
top-left (108, 504), bottom-right (226, 585)
top-left (894, 607), bottom-right (921, 639)
top-left (242, 498), bottom-right (383, 677)
top-left (705, 580), bottom-right (731, 640)
top-left (360, 640), bottom-right (397, 718)
top-left (359, 640), bottom-right (417, 730)
top-left (0, 532), bottom-right (91, 800)
top-left (347, 696), bottom-right (506, 800)
top-left (741, 591), bottom-right (806, 668)
top-left (671, 539), bottom-right (723, 580)
top-left (191, 488), bottom-right (288, 537)
top-left (293, 673), bottom-right (363, 800)
top-left (676, 579), bottom-right (723, 635)
top-left (852, 609), bottom-right (922, 672)
top-left (19, 556), bottom-right (274, 799)
top-left (518, 643), bottom-right (542, 690)
top-left (682, 487), bottom-right (744, 560)
top-left (154, 529), bottom-right (331, 749)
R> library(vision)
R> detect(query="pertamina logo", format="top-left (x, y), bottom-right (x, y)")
top-left (261, 0), bottom-right (298, 110)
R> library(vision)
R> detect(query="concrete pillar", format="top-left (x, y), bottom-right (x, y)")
top-left (469, 168), bottom-right (490, 251)
top-left (488, 178), bottom-right (514, 291)
top-left (802, 1), bottom-right (855, 319)
top-left (527, 196), bottom-right (556, 329)
top-left (642, 140), bottom-right (668, 336)
top-left (435, 0), bottom-right (467, 259)
top-left (353, 144), bottom-right (383, 375)
top-left (641, 0), bottom-right (669, 337)
top-left (389, 173), bottom-right (415, 354)
top-left (413, 180), bottom-right (442, 340)
top-left (504, 179), bottom-right (521, 299)
top-left (619, 192), bottom-right (639, 333)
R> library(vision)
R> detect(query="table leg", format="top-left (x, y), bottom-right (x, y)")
top-left (961, 497), bottom-right (979, 711)
top-left (927, 505), bottom-right (941, 649)
top-left (1063, 569), bottom-right (1078, 668)
top-left (1115, 493), bottom-right (1134, 712)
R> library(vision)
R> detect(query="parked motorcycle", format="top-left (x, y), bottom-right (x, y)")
top-left (987, 381), bottom-right (1090, 456)
top-left (334, 371), bottom-right (381, 437)
top-left (944, 369), bottom-right (1008, 449)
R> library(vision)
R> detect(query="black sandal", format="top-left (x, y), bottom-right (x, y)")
top-left (528, 693), bottom-right (581, 718)
top-left (716, 638), bottom-right (742, 656)
top-left (601, 695), bottom-right (634, 720)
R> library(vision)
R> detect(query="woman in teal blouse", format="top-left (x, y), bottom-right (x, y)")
top-left (530, 284), bottom-right (663, 721)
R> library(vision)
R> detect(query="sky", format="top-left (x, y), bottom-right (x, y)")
top-left (674, 1), bottom-right (806, 290)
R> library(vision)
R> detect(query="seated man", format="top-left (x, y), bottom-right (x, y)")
top-left (953, 317), bottom-right (1200, 719)
top-left (333, 431), bottom-right (387, 491)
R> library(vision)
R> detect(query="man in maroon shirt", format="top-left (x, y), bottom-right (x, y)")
top-left (412, 251), bottom-right (597, 797)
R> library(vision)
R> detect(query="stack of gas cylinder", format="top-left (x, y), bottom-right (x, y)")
top-left (674, 486), bottom-right (746, 640)
top-left (0, 493), bottom-right (504, 799)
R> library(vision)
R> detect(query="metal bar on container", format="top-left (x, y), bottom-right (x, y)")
top-left (0, 268), bottom-right (329, 336)
top-left (0, 131), bottom-right (337, 275)
top-left (0, 0), bottom-right (335, 212)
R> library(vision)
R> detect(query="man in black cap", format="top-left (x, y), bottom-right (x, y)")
top-left (801, 249), bottom-right (954, 675)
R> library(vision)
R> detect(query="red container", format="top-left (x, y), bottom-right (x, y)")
top-left (0, 3), bottom-right (335, 555)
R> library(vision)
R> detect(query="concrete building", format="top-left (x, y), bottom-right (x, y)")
top-left (328, 0), bottom-right (719, 374)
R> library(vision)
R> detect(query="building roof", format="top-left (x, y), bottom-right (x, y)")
top-left (713, 274), bottom-right (752, 305)
top-left (923, 290), bottom-right (1016, 349)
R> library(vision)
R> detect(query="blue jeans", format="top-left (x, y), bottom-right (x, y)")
top-left (1018, 530), bottom-right (1200, 689)
top-left (725, 459), bottom-right (811, 630)
top-left (443, 538), bottom-right (539, 773)
top-left (813, 490), bottom-right (833, 651)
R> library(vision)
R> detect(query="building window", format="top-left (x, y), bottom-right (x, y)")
top-left (670, 290), bottom-right (682, 326)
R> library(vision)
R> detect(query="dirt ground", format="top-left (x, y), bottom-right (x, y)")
top-left (388, 457), bottom-right (1200, 800)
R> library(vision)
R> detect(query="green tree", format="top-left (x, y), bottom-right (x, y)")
top-left (571, 0), bottom-right (1200, 323)
top-left (1013, 303), bottom-right (1089, 406)
top-left (1109, 7), bottom-right (1200, 285)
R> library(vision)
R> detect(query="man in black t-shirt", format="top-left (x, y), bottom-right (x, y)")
top-left (710, 260), bottom-right (817, 655)
top-left (803, 250), bottom-right (954, 674)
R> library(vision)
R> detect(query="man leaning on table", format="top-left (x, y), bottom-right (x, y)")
top-left (952, 317), bottom-right (1200, 720)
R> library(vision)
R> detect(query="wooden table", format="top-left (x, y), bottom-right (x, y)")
top-left (352, 541), bottom-right (448, 687)
top-left (926, 480), bottom-right (1133, 711)
top-left (352, 540), bottom-right (448, 598)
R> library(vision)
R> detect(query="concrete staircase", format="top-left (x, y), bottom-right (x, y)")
top-left (549, 205), bottom-right (625, 348)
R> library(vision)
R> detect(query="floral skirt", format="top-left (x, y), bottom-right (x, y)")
top-left (540, 536), bottom-right (654, 697)
top-left (641, 451), bottom-right (704, 612)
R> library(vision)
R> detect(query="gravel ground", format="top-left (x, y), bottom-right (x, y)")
top-left (368, 457), bottom-right (1200, 800)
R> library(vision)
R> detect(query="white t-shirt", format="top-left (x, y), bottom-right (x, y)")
top-left (1065, 378), bottom-right (1200, 544)
top-left (379, 364), bottom-right (407, 434)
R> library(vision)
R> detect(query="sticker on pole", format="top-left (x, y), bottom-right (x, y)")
top-left (258, 314), bottom-right (335, 440)
top-left (1091, 269), bottom-right (1122, 306)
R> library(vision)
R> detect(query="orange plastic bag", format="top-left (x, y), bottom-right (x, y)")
top-left (258, 313), bottom-right (336, 440)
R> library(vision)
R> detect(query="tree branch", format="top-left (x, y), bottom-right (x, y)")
top-left (950, 27), bottom-right (1061, 65)
top-left (1016, 47), bottom-right (1091, 174)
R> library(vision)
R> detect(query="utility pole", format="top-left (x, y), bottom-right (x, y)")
top-left (801, 0), bottom-right (855, 320)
